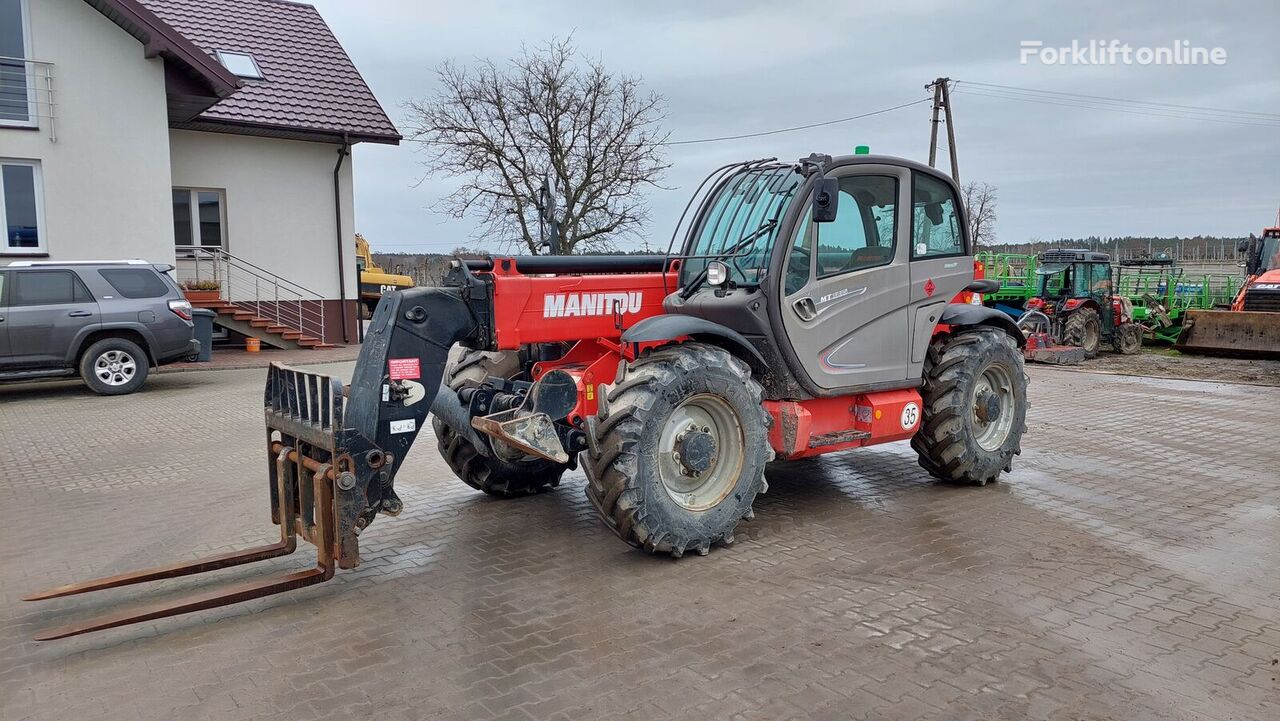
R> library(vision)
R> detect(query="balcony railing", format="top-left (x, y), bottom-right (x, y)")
top-left (0, 56), bottom-right (55, 141)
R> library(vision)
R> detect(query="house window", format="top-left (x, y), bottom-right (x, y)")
top-left (173, 188), bottom-right (226, 250)
top-left (1, 159), bottom-right (44, 254)
top-left (0, 0), bottom-right (33, 125)
top-left (215, 51), bottom-right (263, 79)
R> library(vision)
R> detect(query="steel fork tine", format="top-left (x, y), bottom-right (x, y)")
top-left (25, 449), bottom-right (301, 601)
top-left (32, 566), bottom-right (331, 641)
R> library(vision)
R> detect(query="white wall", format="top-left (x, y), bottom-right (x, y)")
top-left (168, 129), bottom-right (355, 299)
top-left (0, 0), bottom-right (174, 265)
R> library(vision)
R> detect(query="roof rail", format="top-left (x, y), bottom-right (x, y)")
top-left (6, 259), bottom-right (153, 267)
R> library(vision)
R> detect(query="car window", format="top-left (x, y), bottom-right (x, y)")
top-left (11, 270), bottom-right (94, 306)
top-left (98, 268), bottom-right (170, 298)
top-left (911, 173), bottom-right (964, 259)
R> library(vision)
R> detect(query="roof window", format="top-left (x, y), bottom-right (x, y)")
top-left (215, 50), bottom-right (264, 79)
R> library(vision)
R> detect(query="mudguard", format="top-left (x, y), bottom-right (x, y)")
top-left (621, 314), bottom-right (767, 369)
top-left (939, 303), bottom-right (1026, 347)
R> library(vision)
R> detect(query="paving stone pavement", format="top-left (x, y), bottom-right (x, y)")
top-left (1, 364), bottom-right (1277, 721)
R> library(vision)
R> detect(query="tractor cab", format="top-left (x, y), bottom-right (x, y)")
top-left (1022, 249), bottom-right (1141, 357)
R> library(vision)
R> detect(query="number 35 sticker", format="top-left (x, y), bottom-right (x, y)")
top-left (900, 402), bottom-right (920, 430)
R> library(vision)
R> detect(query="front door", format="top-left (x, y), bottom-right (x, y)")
top-left (4, 269), bottom-right (100, 368)
top-left (0, 271), bottom-right (10, 366)
top-left (779, 165), bottom-right (911, 389)
top-left (907, 171), bottom-right (972, 377)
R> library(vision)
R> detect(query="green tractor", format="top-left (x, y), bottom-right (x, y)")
top-left (1020, 249), bottom-right (1143, 358)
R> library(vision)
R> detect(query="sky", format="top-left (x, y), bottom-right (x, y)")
top-left (309, 0), bottom-right (1280, 254)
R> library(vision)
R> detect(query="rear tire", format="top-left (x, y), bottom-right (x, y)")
top-left (912, 328), bottom-right (1027, 486)
top-left (1063, 307), bottom-right (1101, 358)
top-left (433, 348), bottom-right (567, 497)
top-left (80, 337), bottom-right (149, 396)
top-left (1113, 323), bottom-right (1143, 355)
top-left (584, 343), bottom-right (771, 558)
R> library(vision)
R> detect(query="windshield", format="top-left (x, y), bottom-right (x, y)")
top-left (1261, 237), bottom-right (1280, 272)
top-left (680, 165), bottom-right (801, 288)
top-left (1036, 262), bottom-right (1111, 298)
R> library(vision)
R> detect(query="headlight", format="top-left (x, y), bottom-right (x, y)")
top-left (706, 261), bottom-right (728, 287)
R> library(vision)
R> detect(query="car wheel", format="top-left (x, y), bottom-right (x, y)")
top-left (80, 338), bottom-right (149, 395)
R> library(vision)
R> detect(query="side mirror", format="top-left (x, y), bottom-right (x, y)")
top-left (812, 178), bottom-right (839, 223)
top-left (1237, 234), bottom-right (1253, 254)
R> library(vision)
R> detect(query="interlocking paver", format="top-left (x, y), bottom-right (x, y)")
top-left (1, 364), bottom-right (1278, 720)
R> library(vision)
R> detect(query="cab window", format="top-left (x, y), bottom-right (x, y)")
top-left (786, 175), bottom-right (898, 294)
top-left (911, 173), bottom-right (964, 258)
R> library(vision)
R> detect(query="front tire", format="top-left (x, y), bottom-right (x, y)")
top-left (912, 328), bottom-right (1028, 486)
top-left (1063, 307), bottom-right (1101, 358)
top-left (80, 338), bottom-right (149, 395)
top-left (433, 348), bottom-right (567, 497)
top-left (584, 343), bottom-right (771, 558)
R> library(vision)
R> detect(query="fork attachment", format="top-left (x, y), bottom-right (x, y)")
top-left (25, 283), bottom-right (489, 640)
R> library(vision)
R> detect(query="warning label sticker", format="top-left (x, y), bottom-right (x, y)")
top-left (388, 358), bottom-right (420, 380)
top-left (389, 419), bottom-right (416, 434)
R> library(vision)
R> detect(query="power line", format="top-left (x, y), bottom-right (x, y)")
top-left (958, 80), bottom-right (1280, 121)
top-left (407, 97), bottom-right (932, 150)
top-left (954, 87), bottom-right (1280, 128)
top-left (661, 98), bottom-right (932, 146)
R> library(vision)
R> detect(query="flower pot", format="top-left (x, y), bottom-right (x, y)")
top-left (183, 289), bottom-right (221, 303)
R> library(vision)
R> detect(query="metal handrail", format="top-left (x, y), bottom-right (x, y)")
top-left (176, 246), bottom-right (329, 343)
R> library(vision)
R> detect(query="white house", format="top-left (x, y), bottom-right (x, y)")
top-left (0, 0), bottom-right (400, 345)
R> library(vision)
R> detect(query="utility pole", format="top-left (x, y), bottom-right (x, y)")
top-left (926, 77), bottom-right (960, 183)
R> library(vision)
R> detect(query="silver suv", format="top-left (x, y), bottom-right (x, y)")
top-left (0, 260), bottom-right (199, 395)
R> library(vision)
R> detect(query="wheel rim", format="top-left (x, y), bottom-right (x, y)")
top-left (657, 393), bottom-right (744, 512)
top-left (972, 362), bottom-right (1016, 452)
top-left (94, 349), bottom-right (137, 387)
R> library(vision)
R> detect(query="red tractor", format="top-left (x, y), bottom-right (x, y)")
top-left (28, 153), bottom-right (1029, 639)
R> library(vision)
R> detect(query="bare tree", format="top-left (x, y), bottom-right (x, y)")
top-left (404, 39), bottom-right (670, 254)
top-left (961, 181), bottom-right (998, 247)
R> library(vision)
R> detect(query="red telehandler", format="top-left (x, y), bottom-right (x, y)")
top-left (27, 153), bottom-right (1028, 639)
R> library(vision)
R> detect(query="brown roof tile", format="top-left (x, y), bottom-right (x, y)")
top-left (136, 0), bottom-right (401, 144)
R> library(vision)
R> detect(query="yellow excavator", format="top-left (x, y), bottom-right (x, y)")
top-left (355, 233), bottom-right (414, 316)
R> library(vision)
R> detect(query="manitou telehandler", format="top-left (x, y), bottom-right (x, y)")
top-left (27, 153), bottom-right (1028, 639)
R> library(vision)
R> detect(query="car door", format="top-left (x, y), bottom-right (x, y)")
top-left (0, 270), bottom-right (10, 367)
top-left (779, 164), bottom-right (911, 389)
top-left (907, 171), bottom-right (972, 378)
top-left (5, 269), bottom-right (100, 368)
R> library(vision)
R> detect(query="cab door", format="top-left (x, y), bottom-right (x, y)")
top-left (779, 164), bottom-right (911, 389)
top-left (907, 171), bottom-right (972, 378)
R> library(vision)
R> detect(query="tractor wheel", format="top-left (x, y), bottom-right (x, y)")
top-left (584, 343), bottom-right (771, 558)
top-left (911, 328), bottom-right (1028, 486)
top-left (1113, 323), bottom-right (1143, 355)
top-left (1063, 307), bottom-right (1101, 358)
top-left (433, 347), bottom-right (567, 497)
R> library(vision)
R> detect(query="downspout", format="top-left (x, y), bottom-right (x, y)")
top-left (334, 135), bottom-right (352, 344)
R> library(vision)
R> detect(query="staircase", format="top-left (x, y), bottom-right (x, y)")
top-left (176, 246), bottom-right (337, 350)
